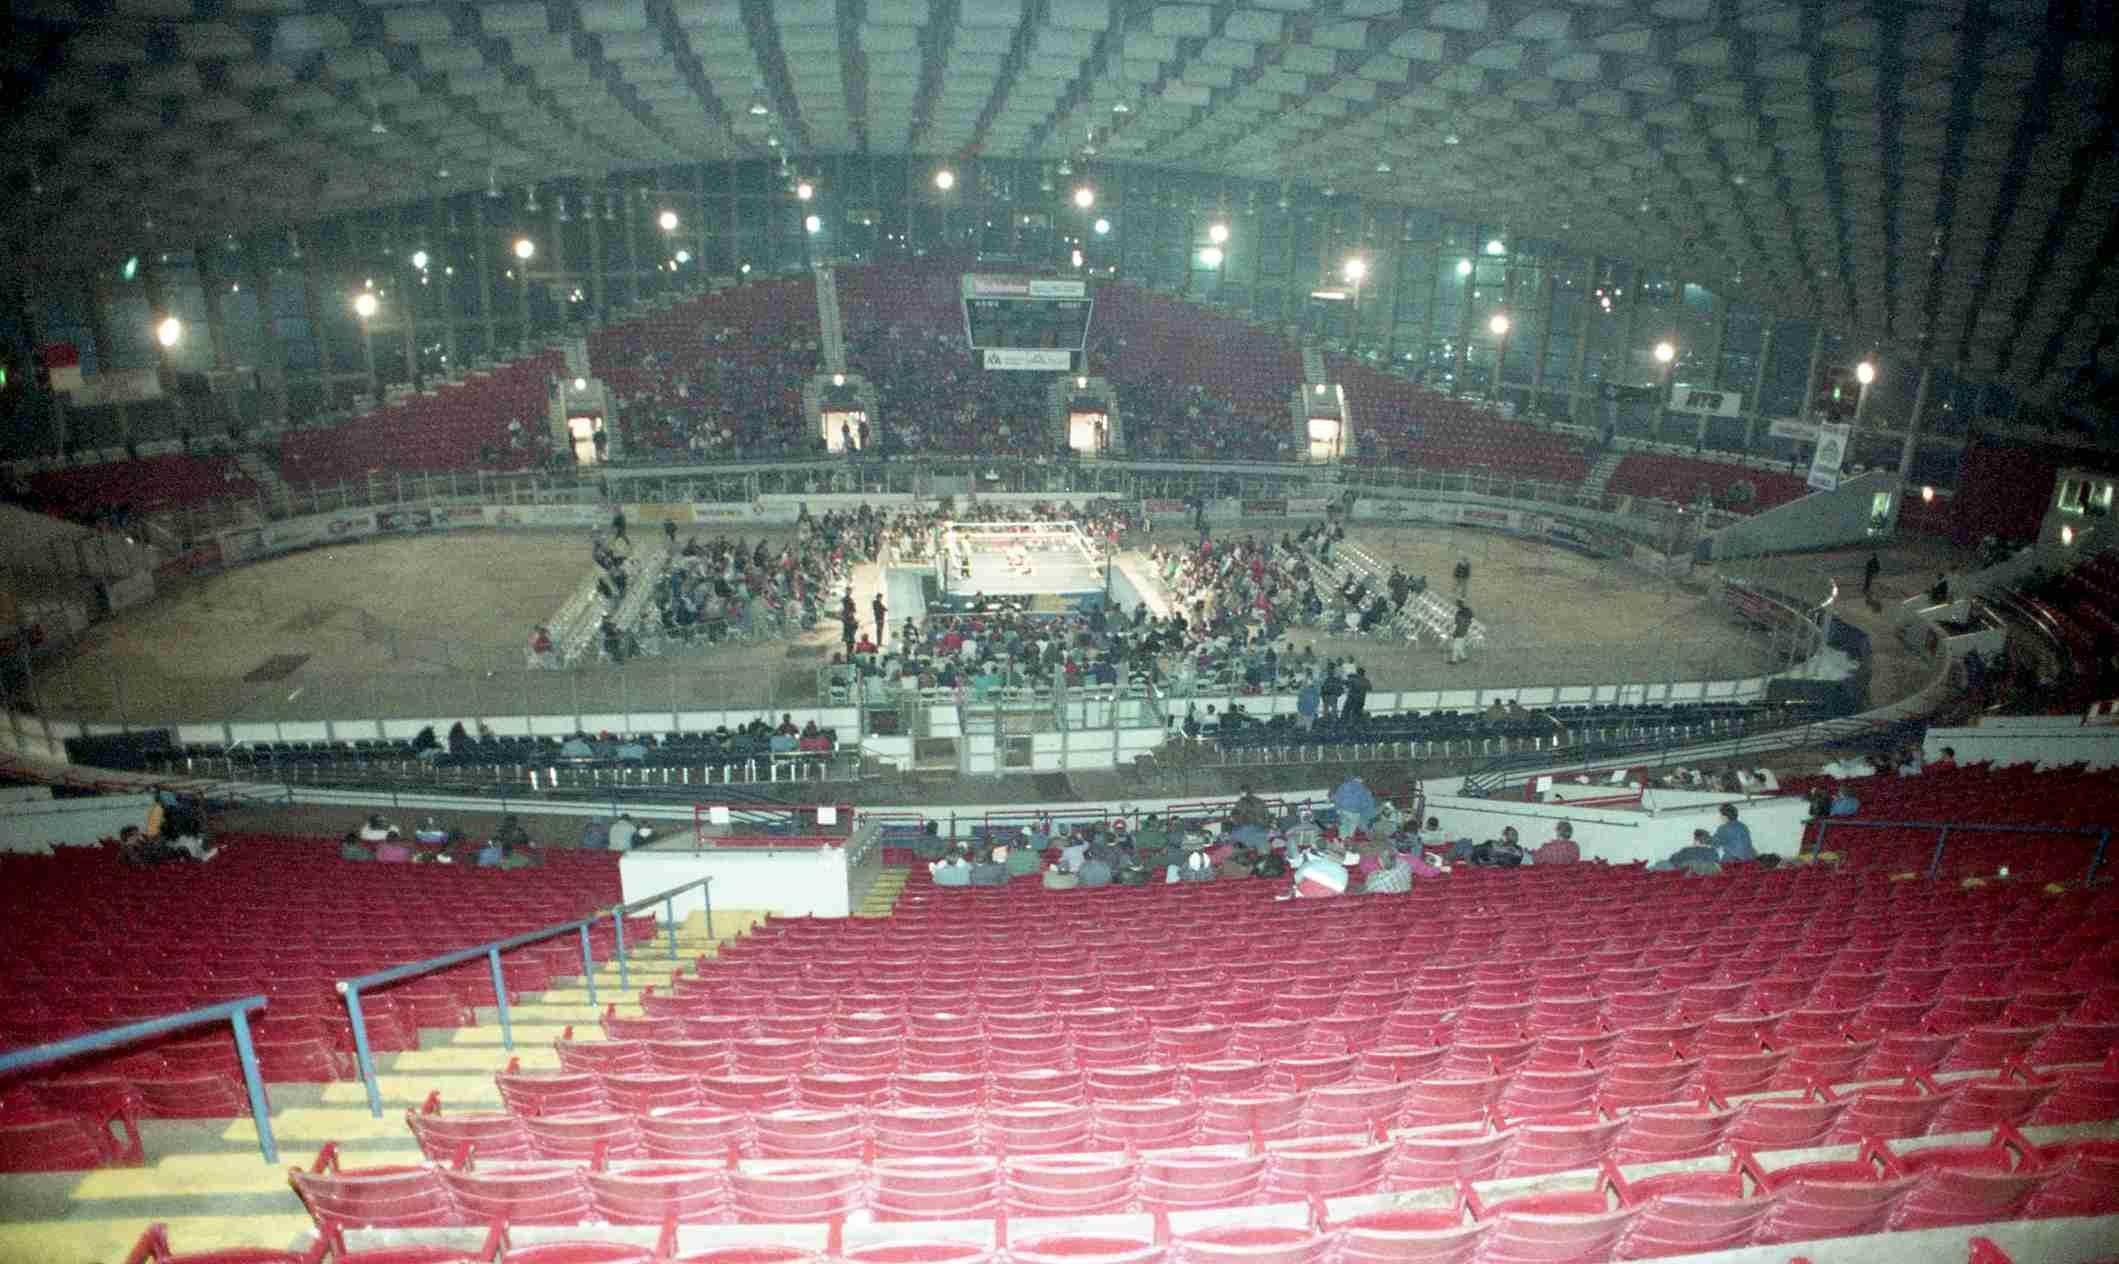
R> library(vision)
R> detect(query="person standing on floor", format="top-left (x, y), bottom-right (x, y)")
top-left (1863, 552), bottom-right (1881, 597)
top-left (872, 592), bottom-right (888, 646)
top-left (1449, 601), bottom-right (1475, 664)
top-left (1453, 558), bottom-right (1472, 599)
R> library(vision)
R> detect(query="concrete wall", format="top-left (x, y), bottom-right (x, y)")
top-left (1922, 720), bottom-right (2119, 772)
top-left (1707, 468), bottom-right (1901, 560)
top-left (1423, 792), bottom-right (1811, 866)
top-left (0, 791), bottom-right (155, 852)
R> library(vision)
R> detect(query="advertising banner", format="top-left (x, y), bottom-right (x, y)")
top-left (374, 508), bottom-right (434, 534)
top-left (100, 570), bottom-right (155, 614)
top-left (262, 511), bottom-right (376, 553)
top-left (758, 493), bottom-right (916, 516)
top-left (485, 504), bottom-right (605, 529)
top-left (1242, 499), bottom-right (1288, 517)
top-left (1457, 507), bottom-right (1515, 530)
top-left (1807, 422), bottom-right (1851, 491)
top-left (1667, 385), bottom-right (1745, 417)
top-left (981, 348), bottom-right (1074, 371)
top-left (1768, 418), bottom-right (1823, 443)
top-left (692, 500), bottom-right (776, 523)
top-left (1285, 498), bottom-right (1333, 517)
top-left (428, 506), bottom-right (483, 530)
top-left (1141, 498), bottom-right (1187, 517)
top-left (963, 275), bottom-right (1087, 300)
top-left (626, 503), bottom-right (695, 525)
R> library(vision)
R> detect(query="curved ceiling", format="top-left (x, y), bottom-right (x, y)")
top-left (4, 0), bottom-right (2116, 395)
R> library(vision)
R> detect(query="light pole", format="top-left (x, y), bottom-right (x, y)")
top-left (1653, 339), bottom-right (1677, 434)
top-left (1854, 358), bottom-right (1877, 424)
top-left (1488, 312), bottom-right (1512, 403)
top-left (512, 238), bottom-right (535, 352)
top-left (353, 291), bottom-right (379, 400)
top-left (1343, 257), bottom-right (1368, 343)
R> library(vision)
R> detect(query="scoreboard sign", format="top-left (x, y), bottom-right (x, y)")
top-left (1666, 385), bottom-right (1745, 417)
top-left (962, 274), bottom-right (1093, 367)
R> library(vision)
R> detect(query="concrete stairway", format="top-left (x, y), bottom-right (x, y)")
top-left (856, 865), bottom-right (910, 917)
top-left (1301, 345), bottom-right (1327, 385)
top-left (816, 268), bottom-right (846, 375)
top-left (0, 908), bottom-right (769, 1264)
top-left (232, 447), bottom-right (293, 513)
top-left (1579, 447), bottom-right (1627, 500)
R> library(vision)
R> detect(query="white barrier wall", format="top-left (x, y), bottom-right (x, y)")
top-left (1422, 792), bottom-right (1811, 866)
top-left (1921, 721), bottom-right (2119, 772)
top-left (0, 792), bottom-right (156, 853)
top-left (617, 822), bottom-right (881, 918)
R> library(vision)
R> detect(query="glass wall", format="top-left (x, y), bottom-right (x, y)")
top-left (14, 153), bottom-right (2087, 470)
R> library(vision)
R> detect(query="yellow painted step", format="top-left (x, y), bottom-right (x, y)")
top-left (227, 1108), bottom-right (424, 1150)
top-left (0, 1214), bottom-right (315, 1264)
top-left (386, 1048), bottom-right (559, 1074)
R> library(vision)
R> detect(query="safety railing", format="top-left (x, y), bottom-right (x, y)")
top-left (335, 876), bottom-right (711, 1117)
top-left (0, 994), bottom-right (278, 1164)
top-left (1812, 818), bottom-right (2112, 884)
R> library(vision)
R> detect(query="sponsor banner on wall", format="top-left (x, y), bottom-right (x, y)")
top-left (485, 504), bottom-right (605, 529)
top-left (100, 570), bottom-right (155, 614)
top-left (1457, 507), bottom-right (1515, 530)
top-left (1666, 385), bottom-right (1745, 417)
top-left (1205, 498), bottom-right (1245, 521)
top-left (428, 506), bottom-right (483, 530)
top-left (1767, 418), bottom-right (1822, 443)
top-left (262, 511), bottom-right (376, 553)
top-left (1807, 422), bottom-right (1851, 491)
top-left (1285, 498), bottom-right (1333, 517)
top-left (981, 348), bottom-right (1074, 371)
top-left (758, 493), bottom-right (916, 515)
top-left (965, 493), bottom-right (1095, 508)
top-left (1242, 499), bottom-right (1288, 517)
top-left (217, 527), bottom-right (266, 565)
top-left (626, 503), bottom-right (694, 525)
top-left (692, 500), bottom-right (778, 523)
top-left (1141, 498), bottom-right (1187, 517)
top-left (374, 508), bottom-right (433, 534)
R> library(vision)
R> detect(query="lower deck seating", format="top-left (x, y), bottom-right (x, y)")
top-left (1797, 761), bottom-right (2119, 885)
top-left (279, 354), bottom-right (565, 480)
top-left (20, 452), bottom-right (256, 519)
top-left (1606, 453), bottom-right (1813, 511)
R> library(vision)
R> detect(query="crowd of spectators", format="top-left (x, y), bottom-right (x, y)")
top-left (334, 810), bottom-right (539, 868)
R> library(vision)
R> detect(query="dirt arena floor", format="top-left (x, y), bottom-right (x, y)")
top-left (29, 524), bottom-right (1956, 728)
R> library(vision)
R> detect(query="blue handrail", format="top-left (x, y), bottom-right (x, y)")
top-left (0, 995), bottom-right (278, 1164)
top-left (1814, 818), bottom-right (2112, 883)
top-left (335, 875), bottom-right (712, 1117)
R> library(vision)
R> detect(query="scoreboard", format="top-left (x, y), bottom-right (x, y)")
top-left (961, 274), bottom-right (1092, 371)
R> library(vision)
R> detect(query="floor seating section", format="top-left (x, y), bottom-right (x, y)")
top-left (22, 452), bottom-right (257, 518)
top-left (2005, 550), bottom-right (2119, 698)
top-left (279, 354), bottom-right (566, 481)
top-left (0, 837), bottom-right (628, 1170)
top-left (1329, 357), bottom-right (1593, 484)
top-left (1209, 698), bottom-right (1816, 754)
top-left (1604, 453), bottom-right (1813, 512)
top-left (591, 278), bottom-right (819, 459)
top-left (159, 730), bottom-right (845, 789)
top-left (1797, 760), bottom-right (2118, 885)
top-left (283, 861), bottom-right (2119, 1261)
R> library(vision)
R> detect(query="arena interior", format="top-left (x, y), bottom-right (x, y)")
top-left (1, 1), bottom-right (2118, 1261)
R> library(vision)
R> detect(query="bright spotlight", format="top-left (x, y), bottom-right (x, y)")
top-left (658, 209), bottom-right (679, 232)
top-left (1208, 222), bottom-right (1230, 245)
top-left (1485, 239), bottom-right (1505, 256)
top-left (1199, 246), bottom-right (1224, 268)
top-left (1653, 340), bottom-right (1677, 364)
top-left (1073, 187), bottom-right (1096, 209)
top-left (796, 181), bottom-right (814, 201)
top-left (1855, 359), bottom-right (1877, 385)
top-left (804, 214), bottom-right (821, 235)
top-left (933, 169), bottom-right (955, 191)
top-left (674, 249), bottom-right (691, 264)
top-left (1342, 257), bottom-right (1368, 283)
top-left (1921, 485), bottom-right (1935, 504)
top-left (353, 292), bottom-right (378, 319)
top-left (1076, 376), bottom-right (1088, 389)
top-left (572, 376), bottom-right (587, 391)
top-left (1071, 249), bottom-right (1084, 268)
top-left (410, 250), bottom-right (429, 270)
top-left (1093, 217), bottom-right (1110, 235)
top-left (155, 316), bottom-right (182, 348)
top-left (2061, 524), bottom-right (2075, 547)
top-left (1488, 312), bottom-right (1511, 336)
top-left (832, 373), bottom-right (845, 387)
top-left (1456, 259), bottom-right (1473, 277)
top-left (513, 238), bottom-right (535, 261)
